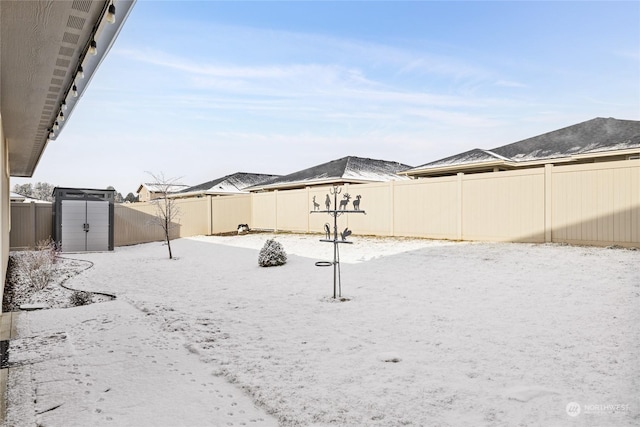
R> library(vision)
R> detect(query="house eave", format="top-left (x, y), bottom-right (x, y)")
top-left (402, 160), bottom-right (508, 177)
top-left (248, 177), bottom-right (378, 192)
top-left (571, 147), bottom-right (640, 159)
top-left (2, 0), bottom-right (136, 177)
top-left (406, 147), bottom-right (640, 177)
top-left (168, 189), bottom-right (248, 199)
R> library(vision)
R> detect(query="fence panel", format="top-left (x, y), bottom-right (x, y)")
top-left (114, 198), bottom-right (209, 246)
top-left (461, 169), bottom-right (545, 242)
top-left (251, 192), bottom-right (277, 231)
top-left (392, 177), bottom-right (459, 239)
top-left (551, 160), bottom-right (640, 245)
top-left (341, 182), bottom-right (392, 236)
top-left (275, 188), bottom-right (309, 233)
top-left (35, 204), bottom-right (53, 243)
top-left (114, 203), bottom-right (166, 246)
top-left (173, 198), bottom-right (209, 237)
top-left (9, 203), bottom-right (53, 249)
top-left (211, 194), bottom-right (252, 234)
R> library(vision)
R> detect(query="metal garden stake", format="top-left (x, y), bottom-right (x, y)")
top-left (310, 185), bottom-right (366, 298)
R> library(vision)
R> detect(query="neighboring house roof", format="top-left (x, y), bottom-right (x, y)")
top-left (10, 192), bottom-right (51, 203)
top-left (136, 183), bottom-right (191, 194)
top-left (9, 192), bottom-right (25, 202)
top-left (405, 117), bottom-right (640, 176)
top-left (174, 172), bottom-right (281, 198)
top-left (417, 148), bottom-right (511, 169)
top-left (247, 156), bottom-right (412, 191)
top-left (1, 1), bottom-right (136, 177)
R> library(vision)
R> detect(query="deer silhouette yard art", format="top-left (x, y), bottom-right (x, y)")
top-left (310, 186), bottom-right (366, 299)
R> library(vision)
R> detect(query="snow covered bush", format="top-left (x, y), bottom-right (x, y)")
top-left (16, 239), bottom-right (59, 291)
top-left (258, 239), bottom-right (287, 267)
top-left (69, 290), bottom-right (92, 307)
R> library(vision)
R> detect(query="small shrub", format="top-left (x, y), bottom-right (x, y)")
top-left (69, 291), bottom-right (92, 307)
top-left (16, 239), bottom-right (59, 291)
top-left (37, 238), bottom-right (60, 262)
top-left (258, 239), bottom-right (287, 267)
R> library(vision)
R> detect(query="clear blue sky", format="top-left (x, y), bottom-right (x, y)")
top-left (14, 0), bottom-right (640, 195)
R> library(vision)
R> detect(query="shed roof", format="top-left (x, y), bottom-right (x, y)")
top-left (247, 156), bottom-right (412, 191)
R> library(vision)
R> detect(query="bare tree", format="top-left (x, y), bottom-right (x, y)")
top-left (124, 192), bottom-right (138, 203)
top-left (147, 172), bottom-right (182, 259)
top-left (13, 182), bottom-right (55, 202)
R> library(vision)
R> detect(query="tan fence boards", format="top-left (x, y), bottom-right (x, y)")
top-left (10, 160), bottom-right (640, 250)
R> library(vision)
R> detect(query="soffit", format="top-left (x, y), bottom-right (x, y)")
top-left (1, 0), bottom-right (133, 177)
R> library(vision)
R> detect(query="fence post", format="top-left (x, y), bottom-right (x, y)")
top-left (389, 180), bottom-right (395, 237)
top-left (250, 193), bottom-right (255, 232)
top-left (306, 186), bottom-right (310, 233)
top-left (544, 164), bottom-right (553, 243)
top-left (207, 195), bottom-right (213, 235)
top-left (29, 202), bottom-right (36, 247)
top-left (457, 173), bottom-right (463, 240)
top-left (274, 190), bottom-right (278, 232)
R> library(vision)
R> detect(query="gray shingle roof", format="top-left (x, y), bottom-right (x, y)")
top-left (409, 117), bottom-right (640, 171)
top-left (248, 156), bottom-right (412, 191)
top-left (179, 172), bottom-right (281, 195)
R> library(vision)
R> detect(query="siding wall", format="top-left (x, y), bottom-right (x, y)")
top-left (1, 118), bottom-right (8, 305)
top-left (9, 159), bottom-right (640, 251)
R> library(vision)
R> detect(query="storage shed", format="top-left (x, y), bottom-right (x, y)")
top-left (52, 188), bottom-right (115, 252)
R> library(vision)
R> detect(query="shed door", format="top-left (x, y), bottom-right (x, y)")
top-left (86, 201), bottom-right (109, 251)
top-left (61, 200), bottom-right (88, 252)
top-left (60, 200), bottom-right (109, 252)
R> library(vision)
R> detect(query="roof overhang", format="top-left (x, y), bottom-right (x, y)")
top-left (1, 0), bottom-right (135, 177)
top-left (401, 160), bottom-right (510, 177)
top-left (403, 147), bottom-right (640, 178)
top-left (9, 192), bottom-right (25, 202)
top-left (248, 178), bottom-right (386, 192)
top-left (168, 189), bottom-right (249, 199)
top-left (571, 147), bottom-right (640, 160)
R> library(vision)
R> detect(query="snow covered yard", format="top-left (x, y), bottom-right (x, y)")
top-left (8, 233), bottom-right (639, 426)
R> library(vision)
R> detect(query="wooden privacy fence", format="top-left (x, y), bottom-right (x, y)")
top-left (9, 159), bottom-right (640, 249)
